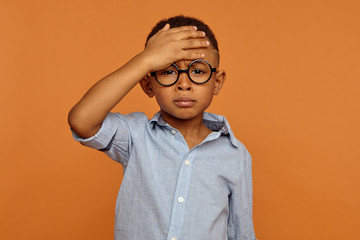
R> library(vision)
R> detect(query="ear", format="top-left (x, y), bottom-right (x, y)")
top-left (213, 70), bottom-right (226, 95)
top-left (139, 75), bottom-right (155, 98)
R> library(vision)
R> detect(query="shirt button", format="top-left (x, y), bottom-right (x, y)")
top-left (178, 197), bottom-right (184, 203)
top-left (184, 160), bottom-right (190, 166)
top-left (171, 129), bottom-right (176, 135)
top-left (171, 237), bottom-right (177, 240)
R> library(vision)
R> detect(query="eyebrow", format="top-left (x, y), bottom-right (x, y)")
top-left (173, 60), bottom-right (192, 67)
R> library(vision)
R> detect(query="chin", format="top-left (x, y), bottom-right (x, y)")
top-left (173, 111), bottom-right (203, 121)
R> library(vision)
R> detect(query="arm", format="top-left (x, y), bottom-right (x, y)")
top-left (68, 24), bottom-right (210, 138)
top-left (228, 150), bottom-right (256, 240)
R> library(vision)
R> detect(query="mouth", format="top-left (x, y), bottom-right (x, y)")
top-left (173, 97), bottom-right (196, 107)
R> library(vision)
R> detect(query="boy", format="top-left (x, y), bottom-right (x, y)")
top-left (69, 15), bottom-right (256, 240)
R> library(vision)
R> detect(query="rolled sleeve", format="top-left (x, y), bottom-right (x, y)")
top-left (71, 112), bottom-right (119, 150)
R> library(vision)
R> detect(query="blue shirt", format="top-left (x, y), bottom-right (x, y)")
top-left (72, 112), bottom-right (256, 240)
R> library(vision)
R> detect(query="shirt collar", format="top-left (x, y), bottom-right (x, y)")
top-left (149, 111), bottom-right (239, 148)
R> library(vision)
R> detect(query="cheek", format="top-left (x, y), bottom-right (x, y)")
top-left (197, 87), bottom-right (215, 106)
top-left (153, 88), bottom-right (172, 105)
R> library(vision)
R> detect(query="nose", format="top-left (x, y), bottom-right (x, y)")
top-left (176, 72), bottom-right (192, 91)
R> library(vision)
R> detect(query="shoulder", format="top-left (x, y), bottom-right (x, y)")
top-left (220, 136), bottom-right (251, 165)
top-left (205, 112), bottom-right (252, 168)
top-left (111, 112), bottom-right (156, 138)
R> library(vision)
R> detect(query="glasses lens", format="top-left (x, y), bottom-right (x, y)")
top-left (156, 65), bottom-right (178, 86)
top-left (189, 61), bottom-right (211, 83)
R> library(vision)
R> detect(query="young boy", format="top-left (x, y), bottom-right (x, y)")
top-left (69, 15), bottom-right (256, 240)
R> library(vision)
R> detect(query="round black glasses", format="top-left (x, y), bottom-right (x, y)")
top-left (150, 59), bottom-right (217, 87)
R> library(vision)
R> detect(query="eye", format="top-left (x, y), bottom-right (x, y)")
top-left (191, 69), bottom-right (206, 75)
top-left (158, 66), bottom-right (178, 76)
top-left (162, 70), bottom-right (177, 75)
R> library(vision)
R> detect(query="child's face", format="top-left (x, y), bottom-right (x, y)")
top-left (141, 48), bottom-right (226, 123)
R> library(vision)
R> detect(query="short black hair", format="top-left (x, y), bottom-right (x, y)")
top-left (146, 15), bottom-right (219, 52)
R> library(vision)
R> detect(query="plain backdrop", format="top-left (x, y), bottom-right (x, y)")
top-left (1, 0), bottom-right (359, 239)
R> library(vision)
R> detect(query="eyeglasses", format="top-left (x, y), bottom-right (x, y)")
top-left (150, 59), bottom-right (217, 86)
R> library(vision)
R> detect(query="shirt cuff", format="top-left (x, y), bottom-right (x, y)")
top-left (71, 112), bottom-right (118, 149)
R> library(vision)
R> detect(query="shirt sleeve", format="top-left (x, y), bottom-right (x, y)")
top-left (228, 148), bottom-right (257, 240)
top-left (71, 112), bottom-right (133, 166)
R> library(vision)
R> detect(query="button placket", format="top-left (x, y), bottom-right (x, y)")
top-left (166, 151), bottom-right (196, 240)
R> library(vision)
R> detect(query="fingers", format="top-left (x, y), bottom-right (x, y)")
top-left (168, 36), bottom-right (209, 61)
top-left (159, 24), bottom-right (205, 40)
top-left (144, 25), bottom-right (211, 71)
top-left (155, 25), bottom-right (197, 37)
top-left (150, 25), bottom-right (205, 47)
top-left (178, 46), bottom-right (210, 60)
top-left (180, 51), bottom-right (205, 60)
top-left (180, 39), bottom-right (210, 49)
top-left (153, 26), bottom-right (209, 52)
top-left (171, 28), bottom-right (206, 40)
top-left (168, 25), bottom-right (198, 33)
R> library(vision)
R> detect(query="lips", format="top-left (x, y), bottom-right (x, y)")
top-left (173, 97), bottom-right (196, 107)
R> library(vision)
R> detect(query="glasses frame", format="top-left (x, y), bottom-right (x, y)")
top-left (150, 59), bottom-right (217, 87)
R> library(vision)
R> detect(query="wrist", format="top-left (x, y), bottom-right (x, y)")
top-left (134, 51), bottom-right (155, 74)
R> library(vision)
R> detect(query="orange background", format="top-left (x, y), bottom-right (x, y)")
top-left (1, 0), bottom-right (359, 239)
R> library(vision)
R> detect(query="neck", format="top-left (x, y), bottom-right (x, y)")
top-left (161, 111), bottom-right (212, 149)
